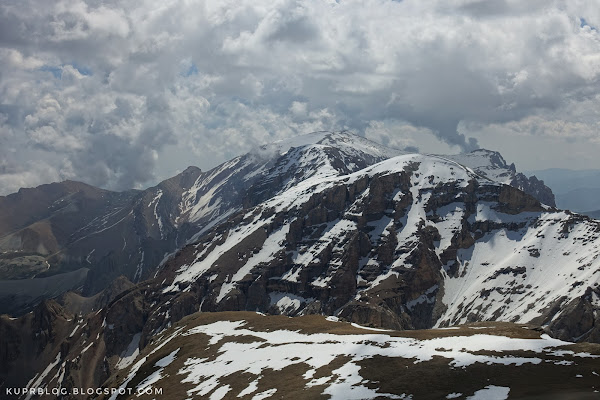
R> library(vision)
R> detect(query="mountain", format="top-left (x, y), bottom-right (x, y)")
top-left (0, 168), bottom-right (203, 315)
top-left (152, 150), bottom-right (596, 340)
top-left (1, 132), bottom-right (598, 398)
top-left (0, 134), bottom-right (553, 302)
top-left (0, 132), bottom-right (400, 315)
top-left (0, 180), bottom-right (138, 279)
top-left (11, 311), bottom-right (600, 400)
top-left (444, 149), bottom-right (556, 207)
top-left (101, 313), bottom-right (600, 399)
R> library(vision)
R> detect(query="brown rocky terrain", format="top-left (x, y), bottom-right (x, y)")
top-left (5, 311), bottom-right (599, 399)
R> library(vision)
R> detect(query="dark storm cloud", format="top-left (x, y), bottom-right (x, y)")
top-left (1, 0), bottom-right (599, 194)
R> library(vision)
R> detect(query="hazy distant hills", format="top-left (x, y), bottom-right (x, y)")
top-left (526, 168), bottom-right (600, 217)
top-left (556, 188), bottom-right (600, 214)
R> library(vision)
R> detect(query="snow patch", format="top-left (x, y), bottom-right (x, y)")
top-left (466, 385), bottom-right (510, 400)
top-left (136, 348), bottom-right (180, 395)
top-left (217, 224), bottom-right (290, 303)
top-left (270, 292), bottom-right (312, 314)
top-left (116, 333), bottom-right (141, 370)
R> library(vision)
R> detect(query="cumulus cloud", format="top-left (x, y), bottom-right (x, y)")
top-left (1, 0), bottom-right (600, 194)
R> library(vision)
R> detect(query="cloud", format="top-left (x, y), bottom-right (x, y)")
top-left (1, 0), bottom-right (600, 194)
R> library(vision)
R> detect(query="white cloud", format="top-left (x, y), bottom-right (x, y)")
top-left (1, 0), bottom-right (600, 194)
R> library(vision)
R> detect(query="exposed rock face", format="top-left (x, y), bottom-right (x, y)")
top-left (510, 173), bottom-right (556, 208)
top-left (443, 149), bottom-right (556, 207)
top-left (149, 150), bottom-right (595, 345)
top-left (545, 286), bottom-right (600, 343)
top-left (0, 299), bottom-right (74, 389)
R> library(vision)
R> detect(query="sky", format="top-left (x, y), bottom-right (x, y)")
top-left (1, 0), bottom-right (600, 195)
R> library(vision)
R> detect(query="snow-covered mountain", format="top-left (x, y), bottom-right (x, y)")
top-left (154, 150), bottom-right (597, 341)
top-left (0, 132), bottom-right (402, 315)
top-left (443, 149), bottom-right (556, 207)
top-left (176, 131), bottom-right (400, 234)
top-left (4, 131), bottom-right (593, 398)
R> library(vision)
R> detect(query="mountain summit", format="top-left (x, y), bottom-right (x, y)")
top-left (444, 149), bottom-right (556, 207)
top-left (155, 147), bottom-right (595, 338)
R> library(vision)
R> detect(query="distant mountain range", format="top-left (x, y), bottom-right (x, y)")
top-left (526, 168), bottom-right (600, 217)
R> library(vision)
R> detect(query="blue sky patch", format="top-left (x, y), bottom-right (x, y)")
top-left (72, 62), bottom-right (92, 76)
top-left (39, 65), bottom-right (62, 79)
top-left (184, 63), bottom-right (198, 77)
top-left (39, 63), bottom-right (92, 79)
top-left (580, 17), bottom-right (597, 31)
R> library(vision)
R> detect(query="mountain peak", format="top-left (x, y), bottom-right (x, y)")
top-left (183, 165), bottom-right (201, 173)
top-left (449, 148), bottom-right (508, 169)
top-left (256, 130), bottom-right (402, 161)
top-left (442, 149), bottom-right (555, 206)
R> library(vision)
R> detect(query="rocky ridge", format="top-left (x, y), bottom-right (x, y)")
top-left (0, 132), bottom-right (400, 314)
top-left (443, 149), bottom-right (556, 207)
top-left (0, 133), bottom-right (555, 315)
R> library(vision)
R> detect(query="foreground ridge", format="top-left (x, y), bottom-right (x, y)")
top-left (100, 312), bottom-right (600, 399)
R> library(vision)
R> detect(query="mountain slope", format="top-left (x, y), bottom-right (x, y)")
top-left (0, 181), bottom-right (138, 279)
top-left (444, 149), bottom-right (556, 207)
top-left (0, 168), bottom-right (204, 314)
top-left (155, 152), bottom-right (598, 341)
top-left (6, 310), bottom-right (599, 400)
top-left (0, 132), bottom-right (556, 315)
top-left (0, 132), bottom-right (400, 314)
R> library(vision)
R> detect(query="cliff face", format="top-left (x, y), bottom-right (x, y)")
top-left (152, 152), bottom-right (594, 341)
top-left (0, 299), bottom-right (74, 389)
top-left (443, 149), bottom-right (556, 207)
top-left (510, 173), bottom-right (556, 207)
